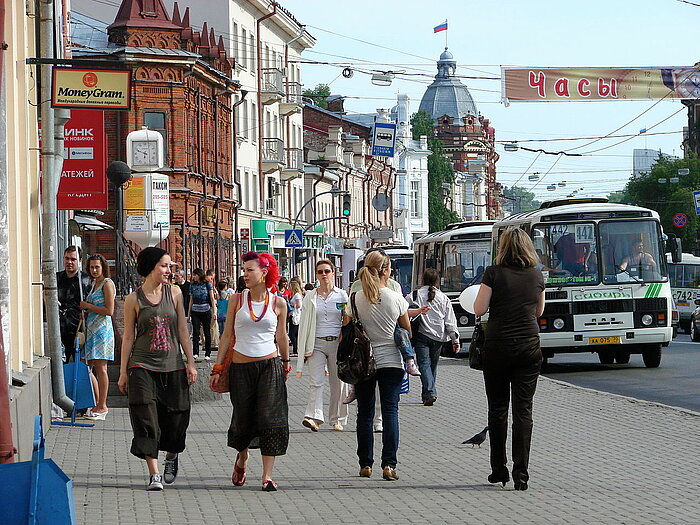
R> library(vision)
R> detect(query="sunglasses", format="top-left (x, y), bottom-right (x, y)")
top-left (317, 269), bottom-right (333, 275)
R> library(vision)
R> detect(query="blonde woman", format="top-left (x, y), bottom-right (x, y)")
top-left (296, 260), bottom-right (350, 432)
top-left (474, 227), bottom-right (545, 491)
top-left (348, 251), bottom-right (411, 481)
top-left (288, 279), bottom-right (304, 357)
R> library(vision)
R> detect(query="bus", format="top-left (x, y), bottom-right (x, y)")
top-left (492, 197), bottom-right (681, 368)
top-left (667, 252), bottom-right (700, 332)
top-left (356, 245), bottom-right (414, 296)
top-left (412, 221), bottom-right (495, 345)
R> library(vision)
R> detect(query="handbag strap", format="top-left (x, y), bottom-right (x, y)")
top-left (350, 292), bottom-right (364, 329)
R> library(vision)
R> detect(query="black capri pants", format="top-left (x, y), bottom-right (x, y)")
top-left (127, 367), bottom-right (191, 459)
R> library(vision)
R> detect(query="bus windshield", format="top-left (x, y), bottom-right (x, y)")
top-left (532, 219), bottom-right (666, 287)
top-left (441, 241), bottom-right (490, 292)
top-left (669, 262), bottom-right (700, 288)
top-left (391, 256), bottom-right (413, 296)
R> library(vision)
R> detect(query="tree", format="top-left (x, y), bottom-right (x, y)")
top-left (502, 185), bottom-right (540, 214)
top-left (619, 153), bottom-right (700, 251)
top-left (302, 83), bottom-right (331, 109)
top-left (410, 110), bottom-right (459, 232)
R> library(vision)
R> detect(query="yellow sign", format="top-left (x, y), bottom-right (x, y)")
top-left (588, 336), bottom-right (622, 345)
top-left (124, 177), bottom-right (145, 215)
top-left (52, 67), bottom-right (131, 110)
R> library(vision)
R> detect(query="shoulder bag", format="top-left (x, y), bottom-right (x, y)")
top-left (210, 292), bottom-right (244, 394)
top-left (468, 316), bottom-right (484, 370)
top-left (337, 292), bottom-right (376, 385)
top-left (409, 289), bottom-right (422, 345)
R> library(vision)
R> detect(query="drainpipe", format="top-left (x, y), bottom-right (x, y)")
top-left (231, 90), bottom-right (248, 274)
top-left (39, 0), bottom-right (72, 412)
top-left (284, 26), bottom-right (305, 225)
top-left (256, 3), bottom-right (277, 215)
top-left (0, 0), bottom-right (16, 464)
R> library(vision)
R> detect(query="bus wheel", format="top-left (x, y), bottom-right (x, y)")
top-left (614, 350), bottom-right (631, 364)
top-left (642, 345), bottom-right (662, 368)
top-left (598, 350), bottom-right (615, 365)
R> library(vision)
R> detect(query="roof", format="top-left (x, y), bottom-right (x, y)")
top-left (418, 47), bottom-right (478, 120)
top-left (494, 202), bottom-right (660, 225)
top-left (414, 222), bottom-right (494, 244)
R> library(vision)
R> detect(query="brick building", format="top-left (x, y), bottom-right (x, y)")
top-left (74, 0), bottom-right (240, 280)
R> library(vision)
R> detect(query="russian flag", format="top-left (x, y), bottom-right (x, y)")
top-left (434, 21), bottom-right (448, 33)
top-left (639, 128), bottom-right (647, 134)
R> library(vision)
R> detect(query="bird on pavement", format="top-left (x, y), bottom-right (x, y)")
top-left (462, 426), bottom-right (488, 447)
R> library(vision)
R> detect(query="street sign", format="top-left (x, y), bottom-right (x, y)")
top-left (694, 191), bottom-right (700, 215)
top-left (371, 122), bottom-right (397, 157)
top-left (240, 227), bottom-right (250, 240)
top-left (673, 213), bottom-right (688, 228)
top-left (284, 229), bottom-right (304, 247)
top-left (369, 229), bottom-right (393, 240)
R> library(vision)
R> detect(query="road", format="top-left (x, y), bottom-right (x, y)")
top-left (542, 333), bottom-right (700, 412)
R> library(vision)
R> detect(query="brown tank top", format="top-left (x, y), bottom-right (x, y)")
top-left (128, 285), bottom-right (184, 372)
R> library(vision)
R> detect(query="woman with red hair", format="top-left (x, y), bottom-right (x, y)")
top-left (210, 252), bottom-right (290, 491)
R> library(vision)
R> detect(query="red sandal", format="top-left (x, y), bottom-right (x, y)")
top-left (231, 453), bottom-right (246, 486)
top-left (262, 479), bottom-right (278, 492)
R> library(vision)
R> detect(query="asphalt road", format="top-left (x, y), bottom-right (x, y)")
top-left (541, 333), bottom-right (700, 413)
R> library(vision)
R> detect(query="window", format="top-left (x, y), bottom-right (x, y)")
top-left (251, 101), bottom-right (257, 143)
top-left (252, 172), bottom-right (258, 211)
top-left (410, 180), bottom-right (420, 218)
top-left (240, 28), bottom-right (247, 69)
top-left (232, 22), bottom-right (239, 62)
top-left (240, 100), bottom-right (248, 139)
top-left (249, 33), bottom-right (255, 71)
top-left (144, 111), bottom-right (168, 163)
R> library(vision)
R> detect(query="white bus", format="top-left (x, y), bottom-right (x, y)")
top-left (355, 245), bottom-right (414, 296)
top-left (493, 197), bottom-right (681, 368)
top-left (412, 221), bottom-right (495, 345)
top-left (667, 252), bottom-right (700, 332)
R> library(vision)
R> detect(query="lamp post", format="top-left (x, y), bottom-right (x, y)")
top-left (106, 161), bottom-right (132, 296)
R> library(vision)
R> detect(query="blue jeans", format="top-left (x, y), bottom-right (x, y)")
top-left (355, 367), bottom-right (404, 469)
top-left (414, 333), bottom-right (443, 401)
top-left (217, 315), bottom-right (226, 335)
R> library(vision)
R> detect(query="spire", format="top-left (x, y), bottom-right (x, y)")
top-left (436, 47), bottom-right (456, 79)
top-left (107, 0), bottom-right (181, 31)
top-left (172, 2), bottom-right (181, 26)
top-left (181, 7), bottom-right (192, 39)
top-left (200, 22), bottom-right (210, 47)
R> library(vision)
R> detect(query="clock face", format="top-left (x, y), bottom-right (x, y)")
top-left (132, 140), bottom-right (158, 167)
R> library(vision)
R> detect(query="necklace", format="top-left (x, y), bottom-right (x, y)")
top-left (247, 290), bottom-right (270, 322)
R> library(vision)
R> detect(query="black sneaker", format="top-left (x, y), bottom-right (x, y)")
top-left (147, 473), bottom-right (164, 491)
top-left (163, 454), bottom-right (178, 484)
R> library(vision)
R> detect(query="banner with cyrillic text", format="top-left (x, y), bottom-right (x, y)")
top-left (501, 67), bottom-right (700, 103)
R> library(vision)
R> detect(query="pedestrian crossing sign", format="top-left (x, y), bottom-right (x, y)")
top-left (284, 229), bottom-right (304, 247)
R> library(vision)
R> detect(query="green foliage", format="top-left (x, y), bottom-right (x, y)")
top-left (619, 153), bottom-right (700, 251)
top-left (410, 111), bottom-right (459, 231)
top-left (502, 185), bottom-right (541, 213)
top-left (302, 84), bottom-right (331, 109)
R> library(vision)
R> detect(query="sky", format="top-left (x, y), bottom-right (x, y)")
top-left (281, 0), bottom-right (699, 202)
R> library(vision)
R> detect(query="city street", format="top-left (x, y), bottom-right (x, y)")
top-left (46, 357), bottom-right (700, 524)
top-left (543, 334), bottom-right (700, 412)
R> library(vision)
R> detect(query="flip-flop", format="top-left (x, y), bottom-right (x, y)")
top-left (262, 479), bottom-right (278, 492)
top-left (231, 453), bottom-right (246, 486)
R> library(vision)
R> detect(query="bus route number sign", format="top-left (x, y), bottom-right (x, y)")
top-left (575, 224), bottom-right (594, 243)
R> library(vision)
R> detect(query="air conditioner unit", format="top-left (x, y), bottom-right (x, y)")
top-left (265, 197), bottom-right (276, 215)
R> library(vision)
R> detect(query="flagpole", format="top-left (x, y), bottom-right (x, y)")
top-left (445, 19), bottom-right (448, 48)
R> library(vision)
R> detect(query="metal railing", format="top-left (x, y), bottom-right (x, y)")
top-left (261, 68), bottom-right (284, 94)
top-left (284, 81), bottom-right (303, 104)
top-left (262, 137), bottom-right (284, 164)
top-left (285, 147), bottom-right (303, 171)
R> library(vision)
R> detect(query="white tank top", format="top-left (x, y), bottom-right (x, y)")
top-left (233, 290), bottom-right (278, 358)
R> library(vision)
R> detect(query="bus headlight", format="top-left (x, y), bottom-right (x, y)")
top-left (553, 318), bottom-right (565, 330)
top-left (641, 314), bottom-right (653, 326)
top-left (459, 316), bottom-right (469, 326)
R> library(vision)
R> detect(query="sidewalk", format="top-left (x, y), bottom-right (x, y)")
top-left (46, 358), bottom-right (700, 524)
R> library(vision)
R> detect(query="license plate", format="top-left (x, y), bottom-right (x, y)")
top-left (589, 336), bottom-right (621, 345)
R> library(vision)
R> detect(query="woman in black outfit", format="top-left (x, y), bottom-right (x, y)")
top-left (474, 227), bottom-right (545, 491)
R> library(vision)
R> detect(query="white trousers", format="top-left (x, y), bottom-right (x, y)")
top-left (304, 338), bottom-right (349, 425)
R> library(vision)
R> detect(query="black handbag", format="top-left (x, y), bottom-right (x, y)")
top-left (468, 317), bottom-right (484, 370)
top-left (409, 290), bottom-right (422, 344)
top-left (337, 293), bottom-right (376, 385)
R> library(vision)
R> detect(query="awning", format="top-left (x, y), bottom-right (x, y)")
top-left (71, 215), bottom-right (113, 231)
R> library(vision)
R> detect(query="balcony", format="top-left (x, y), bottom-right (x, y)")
top-left (260, 68), bottom-right (284, 105)
top-left (281, 147), bottom-right (303, 181)
top-left (280, 81), bottom-right (303, 116)
top-left (262, 137), bottom-right (284, 174)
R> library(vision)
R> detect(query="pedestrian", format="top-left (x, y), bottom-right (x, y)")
top-left (288, 279), bottom-right (304, 357)
top-left (79, 254), bottom-right (115, 420)
top-left (118, 247), bottom-right (198, 491)
top-left (56, 245), bottom-right (91, 362)
top-left (173, 270), bottom-right (190, 317)
top-left (295, 260), bottom-right (350, 432)
top-left (235, 275), bottom-right (246, 293)
top-left (216, 280), bottom-right (233, 335)
top-left (277, 277), bottom-right (292, 301)
top-left (304, 282), bottom-right (315, 292)
top-left (408, 269), bottom-right (460, 406)
top-left (349, 250), bottom-right (411, 481)
top-left (188, 268), bottom-right (215, 361)
top-left (209, 251), bottom-right (290, 492)
top-left (473, 226), bottom-right (545, 491)
top-left (206, 269), bottom-right (220, 351)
